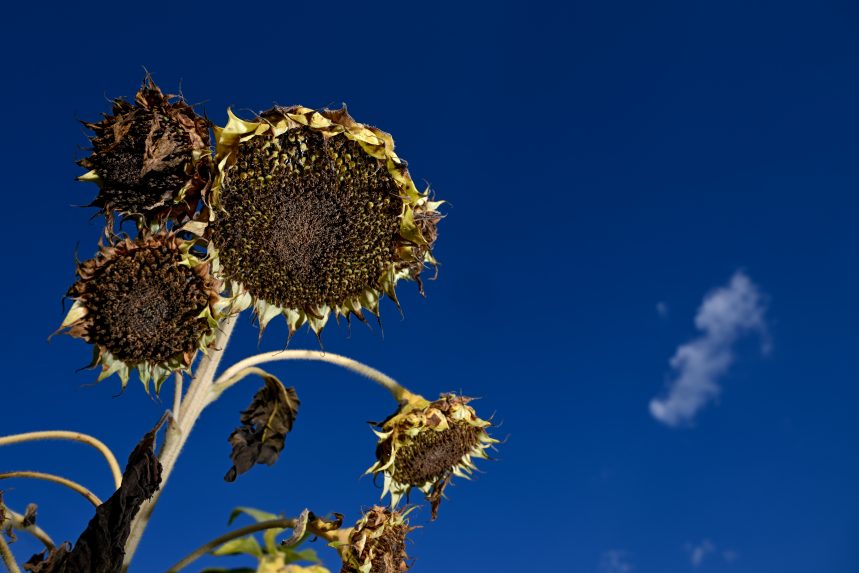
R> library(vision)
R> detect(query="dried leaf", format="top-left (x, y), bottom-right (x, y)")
top-left (225, 371), bottom-right (299, 482)
top-left (23, 544), bottom-right (71, 572)
top-left (22, 504), bottom-right (37, 528)
top-left (24, 416), bottom-right (164, 573)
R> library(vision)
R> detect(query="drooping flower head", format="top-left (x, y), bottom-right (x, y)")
top-left (209, 106), bottom-right (442, 339)
top-left (77, 76), bottom-right (212, 227)
top-left (338, 506), bottom-right (412, 573)
top-left (367, 394), bottom-right (496, 519)
top-left (59, 232), bottom-right (221, 393)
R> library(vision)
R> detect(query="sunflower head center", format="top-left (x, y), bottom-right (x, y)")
top-left (389, 423), bottom-right (483, 486)
top-left (213, 127), bottom-right (401, 310)
top-left (84, 247), bottom-right (209, 363)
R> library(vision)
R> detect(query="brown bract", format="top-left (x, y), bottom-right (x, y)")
top-left (60, 231), bottom-right (221, 392)
top-left (77, 76), bottom-right (212, 227)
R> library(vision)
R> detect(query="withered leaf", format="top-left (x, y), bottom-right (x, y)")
top-left (225, 371), bottom-right (299, 482)
top-left (24, 416), bottom-right (164, 573)
top-left (23, 545), bottom-right (70, 573)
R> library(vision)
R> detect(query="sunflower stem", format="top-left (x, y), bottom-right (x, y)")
top-left (122, 314), bottom-right (237, 571)
top-left (0, 535), bottom-right (20, 573)
top-left (0, 471), bottom-right (102, 507)
top-left (172, 372), bottom-right (183, 420)
top-left (165, 518), bottom-right (296, 572)
top-left (1, 504), bottom-right (55, 550)
top-left (0, 431), bottom-right (122, 490)
top-left (211, 350), bottom-right (416, 404)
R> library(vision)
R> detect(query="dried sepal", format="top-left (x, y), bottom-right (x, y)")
top-left (338, 506), bottom-right (413, 573)
top-left (366, 394), bottom-right (496, 519)
top-left (209, 106), bottom-right (442, 341)
top-left (59, 231), bottom-right (222, 394)
top-left (77, 75), bottom-right (212, 228)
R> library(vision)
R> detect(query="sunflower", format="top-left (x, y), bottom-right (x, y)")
top-left (209, 106), bottom-right (441, 339)
top-left (338, 506), bottom-right (412, 573)
top-left (59, 232), bottom-right (221, 393)
top-left (77, 76), bottom-right (211, 227)
top-left (367, 394), bottom-right (496, 519)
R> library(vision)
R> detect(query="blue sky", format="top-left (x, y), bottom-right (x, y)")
top-left (1, 1), bottom-right (857, 572)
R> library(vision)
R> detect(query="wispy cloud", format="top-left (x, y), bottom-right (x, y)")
top-left (599, 549), bottom-right (634, 573)
top-left (687, 539), bottom-right (715, 567)
top-left (685, 540), bottom-right (739, 567)
top-left (650, 271), bottom-right (768, 427)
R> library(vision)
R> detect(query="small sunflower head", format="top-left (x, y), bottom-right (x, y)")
top-left (59, 231), bottom-right (221, 393)
top-left (339, 506), bottom-right (412, 573)
top-left (209, 105), bottom-right (442, 339)
top-left (367, 394), bottom-right (496, 519)
top-left (77, 76), bottom-right (212, 227)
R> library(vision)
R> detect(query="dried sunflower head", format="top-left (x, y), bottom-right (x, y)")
top-left (209, 105), bottom-right (442, 339)
top-left (77, 76), bottom-right (211, 227)
top-left (338, 506), bottom-right (412, 573)
top-left (59, 232), bottom-right (221, 393)
top-left (367, 394), bottom-right (496, 519)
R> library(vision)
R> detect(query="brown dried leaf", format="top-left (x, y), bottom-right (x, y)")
top-left (24, 416), bottom-right (164, 573)
top-left (225, 371), bottom-right (300, 482)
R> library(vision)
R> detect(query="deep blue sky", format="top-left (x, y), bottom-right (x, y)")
top-left (1, 1), bottom-right (857, 572)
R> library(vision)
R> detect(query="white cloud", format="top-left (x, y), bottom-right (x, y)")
top-left (687, 539), bottom-right (715, 567)
top-left (656, 301), bottom-right (669, 318)
top-left (650, 271), bottom-right (768, 427)
top-left (599, 550), bottom-right (634, 573)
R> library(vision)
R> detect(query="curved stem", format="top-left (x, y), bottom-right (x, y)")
top-left (1, 505), bottom-right (55, 549)
top-left (0, 535), bottom-right (21, 573)
top-left (0, 472), bottom-right (102, 507)
top-left (0, 431), bottom-right (122, 490)
top-left (165, 518), bottom-right (297, 573)
top-left (212, 350), bottom-right (416, 404)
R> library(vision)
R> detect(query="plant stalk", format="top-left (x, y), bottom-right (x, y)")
top-left (0, 535), bottom-right (20, 573)
top-left (212, 350), bottom-right (416, 403)
top-left (0, 431), bottom-right (122, 490)
top-left (121, 314), bottom-right (237, 571)
top-left (165, 518), bottom-right (297, 572)
top-left (0, 471), bottom-right (102, 507)
top-left (1, 505), bottom-right (55, 549)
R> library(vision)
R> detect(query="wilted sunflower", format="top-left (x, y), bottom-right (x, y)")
top-left (338, 506), bottom-right (412, 573)
top-left (59, 232), bottom-right (221, 393)
top-left (209, 105), bottom-right (442, 338)
top-left (77, 76), bottom-right (211, 227)
top-left (367, 394), bottom-right (496, 519)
